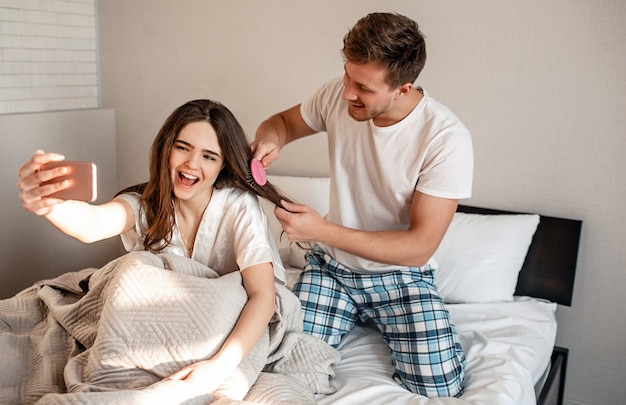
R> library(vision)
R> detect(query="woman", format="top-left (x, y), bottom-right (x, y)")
top-left (16, 99), bottom-right (293, 392)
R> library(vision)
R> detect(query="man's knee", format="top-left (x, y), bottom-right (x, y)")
top-left (393, 357), bottom-right (465, 398)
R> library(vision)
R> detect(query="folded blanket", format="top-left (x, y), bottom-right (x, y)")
top-left (0, 251), bottom-right (340, 405)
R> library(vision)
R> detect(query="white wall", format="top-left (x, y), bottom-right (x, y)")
top-left (0, 0), bottom-right (120, 298)
top-left (0, 109), bottom-right (122, 298)
top-left (0, 0), bottom-right (98, 114)
top-left (33, 1), bottom-right (626, 404)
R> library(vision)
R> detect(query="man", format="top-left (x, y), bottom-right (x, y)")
top-left (251, 12), bottom-right (472, 398)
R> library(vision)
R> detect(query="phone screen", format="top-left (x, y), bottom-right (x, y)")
top-left (42, 161), bottom-right (98, 202)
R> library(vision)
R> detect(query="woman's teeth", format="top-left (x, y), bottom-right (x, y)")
top-left (179, 172), bottom-right (199, 185)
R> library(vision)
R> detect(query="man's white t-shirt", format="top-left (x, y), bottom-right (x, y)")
top-left (300, 77), bottom-right (473, 272)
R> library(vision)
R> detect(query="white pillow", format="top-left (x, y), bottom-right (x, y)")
top-left (261, 175), bottom-right (331, 269)
top-left (433, 212), bottom-right (540, 303)
top-left (266, 175), bottom-right (330, 215)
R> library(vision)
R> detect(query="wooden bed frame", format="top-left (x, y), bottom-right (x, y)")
top-left (457, 205), bottom-right (582, 405)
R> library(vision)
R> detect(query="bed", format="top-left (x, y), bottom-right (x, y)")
top-left (0, 175), bottom-right (581, 405)
top-left (262, 175), bottom-right (582, 405)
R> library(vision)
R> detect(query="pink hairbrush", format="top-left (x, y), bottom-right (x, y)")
top-left (249, 158), bottom-right (267, 187)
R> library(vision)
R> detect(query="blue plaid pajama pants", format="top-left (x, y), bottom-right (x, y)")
top-left (292, 245), bottom-right (466, 398)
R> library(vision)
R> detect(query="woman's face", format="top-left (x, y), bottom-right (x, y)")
top-left (169, 121), bottom-right (224, 206)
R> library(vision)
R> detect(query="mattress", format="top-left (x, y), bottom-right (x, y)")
top-left (315, 296), bottom-right (557, 405)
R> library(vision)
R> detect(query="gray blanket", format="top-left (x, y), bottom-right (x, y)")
top-left (0, 251), bottom-right (340, 404)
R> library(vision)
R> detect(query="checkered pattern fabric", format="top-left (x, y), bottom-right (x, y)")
top-left (292, 245), bottom-right (465, 398)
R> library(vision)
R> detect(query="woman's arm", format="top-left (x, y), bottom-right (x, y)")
top-left (166, 262), bottom-right (275, 390)
top-left (17, 150), bottom-right (135, 243)
top-left (43, 199), bottom-right (135, 243)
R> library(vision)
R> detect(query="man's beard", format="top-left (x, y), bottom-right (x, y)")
top-left (347, 99), bottom-right (392, 122)
top-left (347, 103), bottom-right (377, 121)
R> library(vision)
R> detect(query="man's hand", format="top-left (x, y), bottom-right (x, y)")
top-left (274, 200), bottom-right (327, 243)
top-left (251, 104), bottom-right (317, 169)
top-left (250, 138), bottom-right (280, 170)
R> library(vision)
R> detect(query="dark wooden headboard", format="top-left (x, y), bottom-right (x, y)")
top-left (457, 205), bottom-right (582, 306)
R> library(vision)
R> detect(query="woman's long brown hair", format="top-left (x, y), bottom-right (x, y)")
top-left (117, 99), bottom-right (293, 253)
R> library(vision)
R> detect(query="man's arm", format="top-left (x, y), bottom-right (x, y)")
top-left (252, 104), bottom-right (317, 168)
top-left (276, 190), bottom-right (457, 268)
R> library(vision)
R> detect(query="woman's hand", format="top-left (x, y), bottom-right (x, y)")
top-left (165, 358), bottom-right (230, 393)
top-left (16, 150), bottom-right (68, 216)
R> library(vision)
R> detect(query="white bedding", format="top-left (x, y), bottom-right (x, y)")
top-left (315, 296), bottom-right (557, 405)
top-left (0, 169), bottom-right (559, 404)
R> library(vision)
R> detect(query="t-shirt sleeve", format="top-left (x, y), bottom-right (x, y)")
top-left (416, 127), bottom-right (474, 199)
top-left (300, 77), bottom-right (345, 133)
top-left (230, 192), bottom-right (286, 284)
top-left (114, 193), bottom-right (144, 252)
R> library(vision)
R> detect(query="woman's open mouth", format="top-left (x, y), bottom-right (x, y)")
top-left (178, 171), bottom-right (199, 187)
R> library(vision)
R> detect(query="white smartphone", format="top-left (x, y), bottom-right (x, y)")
top-left (42, 161), bottom-right (98, 202)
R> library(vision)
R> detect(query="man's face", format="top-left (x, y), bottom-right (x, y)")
top-left (342, 61), bottom-right (398, 123)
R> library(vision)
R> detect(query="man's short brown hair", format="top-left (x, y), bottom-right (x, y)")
top-left (342, 13), bottom-right (427, 88)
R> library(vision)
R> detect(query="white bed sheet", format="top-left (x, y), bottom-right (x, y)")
top-left (315, 296), bottom-right (557, 405)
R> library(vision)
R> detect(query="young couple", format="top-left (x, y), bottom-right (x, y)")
top-left (17, 12), bottom-right (472, 399)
